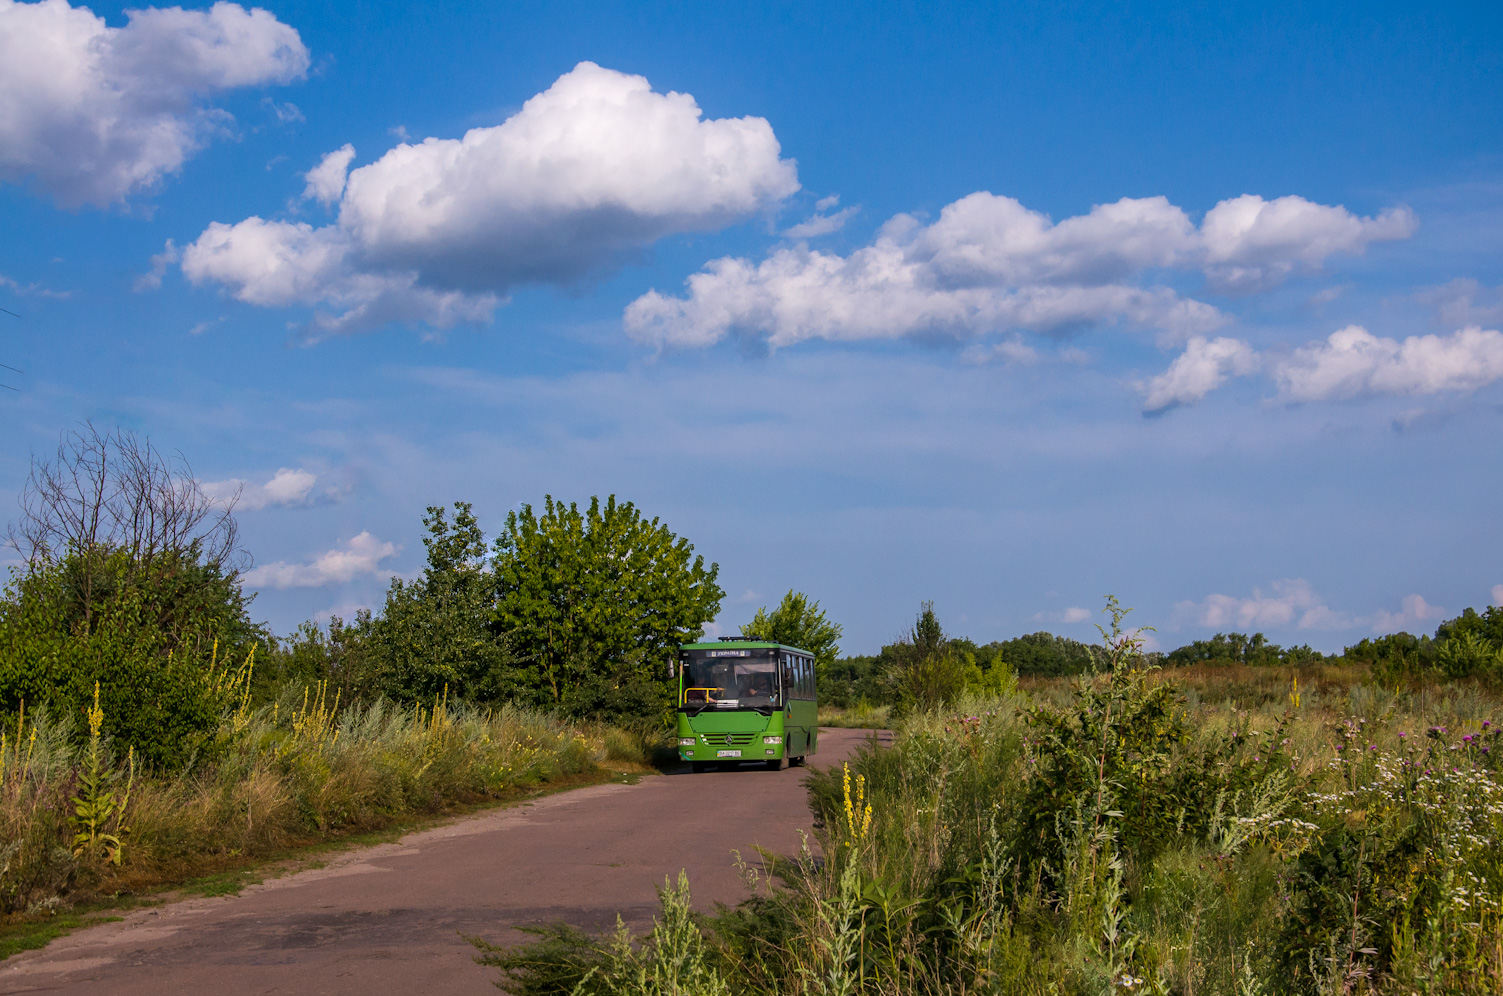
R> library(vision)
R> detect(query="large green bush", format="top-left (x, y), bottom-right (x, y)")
top-left (0, 549), bottom-right (253, 769)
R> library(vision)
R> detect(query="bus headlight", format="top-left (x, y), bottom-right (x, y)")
top-left (679, 738), bottom-right (697, 747)
top-left (763, 736), bottom-right (781, 745)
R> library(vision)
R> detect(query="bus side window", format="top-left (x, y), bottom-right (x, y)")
top-left (806, 657), bottom-right (815, 697)
top-left (783, 656), bottom-right (794, 699)
top-left (799, 659), bottom-right (809, 699)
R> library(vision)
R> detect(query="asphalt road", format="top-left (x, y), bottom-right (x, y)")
top-left (0, 727), bottom-right (889, 995)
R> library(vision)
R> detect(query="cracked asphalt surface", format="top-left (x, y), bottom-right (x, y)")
top-left (0, 727), bottom-right (889, 995)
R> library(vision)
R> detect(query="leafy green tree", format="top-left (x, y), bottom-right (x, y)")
top-left (1434, 605), bottom-right (1503, 647)
top-left (417, 502), bottom-right (489, 595)
top-left (342, 502), bottom-right (516, 704)
top-left (1435, 629), bottom-right (1502, 680)
top-left (1165, 631), bottom-right (1329, 668)
top-left (491, 495), bottom-right (723, 713)
top-left (820, 655), bottom-right (885, 709)
top-left (1343, 631), bottom-right (1433, 667)
top-left (989, 631), bottom-right (1100, 677)
top-left (739, 590), bottom-right (843, 670)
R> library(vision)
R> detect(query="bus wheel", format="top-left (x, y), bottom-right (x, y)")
top-left (691, 761), bottom-right (707, 773)
top-left (766, 757), bottom-right (784, 771)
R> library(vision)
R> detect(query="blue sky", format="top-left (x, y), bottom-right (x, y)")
top-left (2, 0), bottom-right (1501, 653)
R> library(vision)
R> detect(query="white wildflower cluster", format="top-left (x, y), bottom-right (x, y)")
top-left (1307, 743), bottom-right (1503, 925)
top-left (1231, 811), bottom-right (1321, 858)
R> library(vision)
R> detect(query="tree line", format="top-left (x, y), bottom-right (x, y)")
top-left (824, 601), bottom-right (1503, 712)
top-left (0, 427), bottom-right (727, 767)
top-left (3, 424), bottom-right (1497, 769)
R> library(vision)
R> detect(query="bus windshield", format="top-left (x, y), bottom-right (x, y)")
top-left (682, 657), bottom-right (779, 710)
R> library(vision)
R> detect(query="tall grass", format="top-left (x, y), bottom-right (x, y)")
top-left (0, 674), bottom-right (648, 916)
top-left (485, 625), bottom-right (1503, 996)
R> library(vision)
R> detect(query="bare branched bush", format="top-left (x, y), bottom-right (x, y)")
top-left (7, 423), bottom-right (244, 618)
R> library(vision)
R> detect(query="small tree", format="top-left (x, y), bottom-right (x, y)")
top-left (357, 502), bottom-right (516, 702)
top-left (884, 602), bottom-right (966, 715)
top-left (739, 590), bottom-right (843, 672)
top-left (491, 495), bottom-right (722, 715)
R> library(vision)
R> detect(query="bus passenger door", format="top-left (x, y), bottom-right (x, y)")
top-left (780, 655), bottom-right (802, 756)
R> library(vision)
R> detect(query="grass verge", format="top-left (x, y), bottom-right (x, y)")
top-left (0, 692), bottom-right (671, 958)
top-left (817, 701), bottom-right (892, 728)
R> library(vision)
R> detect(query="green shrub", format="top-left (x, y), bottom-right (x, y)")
top-left (0, 552), bottom-right (250, 769)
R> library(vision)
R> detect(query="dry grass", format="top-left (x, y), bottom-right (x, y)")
top-left (0, 689), bottom-right (648, 918)
top-left (818, 700), bottom-right (893, 729)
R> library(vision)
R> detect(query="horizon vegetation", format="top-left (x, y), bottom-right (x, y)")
top-left (0, 426), bottom-right (1499, 988)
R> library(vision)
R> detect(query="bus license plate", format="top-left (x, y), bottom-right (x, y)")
top-left (716, 749), bottom-right (741, 758)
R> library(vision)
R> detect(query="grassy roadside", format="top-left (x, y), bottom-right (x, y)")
top-left (0, 690), bottom-right (671, 959)
top-left (817, 701), bottom-right (892, 728)
top-left (0, 758), bottom-right (663, 961)
top-left (487, 660), bottom-right (1503, 996)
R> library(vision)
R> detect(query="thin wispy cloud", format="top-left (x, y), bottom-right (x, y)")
top-left (782, 204), bottom-right (858, 238)
top-left (1034, 606), bottom-right (1093, 624)
top-left (1414, 279), bottom-right (1503, 328)
top-left (0, 273), bottom-right (69, 299)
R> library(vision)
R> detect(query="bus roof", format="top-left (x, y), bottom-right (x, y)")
top-left (679, 640), bottom-right (815, 656)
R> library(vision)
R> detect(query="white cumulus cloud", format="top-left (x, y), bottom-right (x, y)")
top-left (245, 531), bottom-right (395, 588)
top-left (1141, 335), bottom-right (1260, 413)
top-left (1199, 195), bottom-right (1415, 293)
top-left (1492, 585), bottom-right (1503, 608)
top-left (202, 466), bottom-right (317, 510)
top-left (0, 0), bottom-right (308, 206)
top-left (1031, 606), bottom-right (1095, 625)
top-left (1414, 279), bottom-right (1503, 329)
top-left (626, 190), bottom-right (1411, 351)
top-left (1273, 325), bottom-right (1503, 402)
top-left (1175, 581), bottom-right (1448, 635)
top-left (181, 62), bottom-right (798, 337)
top-left (1174, 579), bottom-right (1349, 631)
top-left (1369, 594), bottom-right (1445, 634)
top-left (302, 143), bottom-right (353, 206)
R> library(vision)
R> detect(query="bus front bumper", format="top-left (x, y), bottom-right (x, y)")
top-left (679, 736), bottom-right (784, 761)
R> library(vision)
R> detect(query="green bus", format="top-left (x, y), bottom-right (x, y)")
top-left (676, 639), bottom-right (819, 772)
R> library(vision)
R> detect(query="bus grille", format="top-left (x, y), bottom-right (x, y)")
top-left (699, 733), bottom-right (759, 747)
